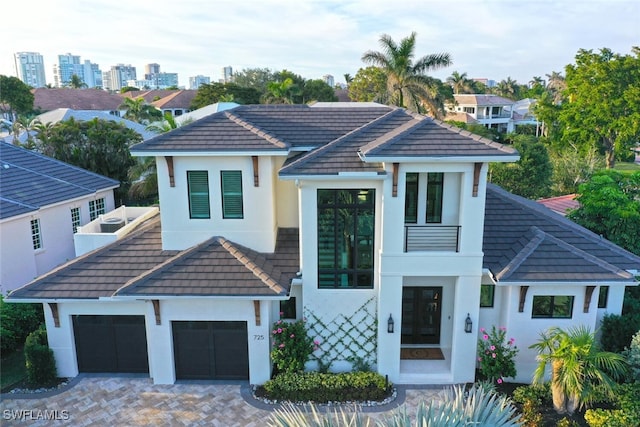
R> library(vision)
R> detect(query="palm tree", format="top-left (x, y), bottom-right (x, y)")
top-left (343, 73), bottom-right (353, 87)
top-left (145, 112), bottom-right (179, 134)
top-left (119, 97), bottom-right (162, 124)
top-left (545, 71), bottom-right (566, 104)
top-left (263, 78), bottom-right (297, 104)
top-left (493, 77), bottom-right (519, 99)
top-left (361, 32), bottom-right (452, 117)
top-left (67, 74), bottom-right (87, 89)
top-left (530, 326), bottom-right (628, 415)
top-left (447, 71), bottom-right (473, 94)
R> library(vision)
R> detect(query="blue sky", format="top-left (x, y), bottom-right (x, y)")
top-left (3, 0), bottom-right (639, 88)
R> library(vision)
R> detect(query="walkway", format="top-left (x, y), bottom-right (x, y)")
top-left (0, 376), bottom-right (447, 426)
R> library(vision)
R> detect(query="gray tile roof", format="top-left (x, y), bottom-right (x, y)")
top-left (484, 184), bottom-right (640, 281)
top-left (33, 88), bottom-right (124, 111)
top-left (0, 142), bottom-right (119, 220)
top-left (8, 217), bottom-right (300, 300)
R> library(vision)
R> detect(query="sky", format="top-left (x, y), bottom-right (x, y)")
top-left (2, 0), bottom-right (639, 89)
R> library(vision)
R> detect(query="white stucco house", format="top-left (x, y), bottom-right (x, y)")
top-left (8, 103), bottom-right (640, 386)
top-left (446, 94), bottom-right (516, 133)
top-left (0, 142), bottom-right (119, 293)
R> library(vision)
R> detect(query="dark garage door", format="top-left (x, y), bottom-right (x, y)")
top-left (73, 315), bottom-right (149, 373)
top-left (172, 321), bottom-right (248, 380)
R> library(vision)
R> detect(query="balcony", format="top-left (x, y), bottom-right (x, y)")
top-left (404, 225), bottom-right (461, 252)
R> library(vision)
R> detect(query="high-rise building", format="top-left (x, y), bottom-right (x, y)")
top-left (53, 53), bottom-right (84, 87)
top-left (145, 63), bottom-right (161, 77)
top-left (103, 64), bottom-right (137, 91)
top-left (14, 52), bottom-right (47, 88)
top-left (322, 74), bottom-right (335, 88)
top-left (142, 63), bottom-right (179, 89)
top-left (82, 60), bottom-right (103, 88)
top-left (222, 66), bottom-right (233, 83)
top-left (189, 75), bottom-right (211, 90)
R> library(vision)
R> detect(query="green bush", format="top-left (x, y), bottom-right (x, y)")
top-left (0, 295), bottom-right (43, 355)
top-left (584, 383), bottom-right (640, 427)
top-left (262, 371), bottom-right (390, 403)
top-left (271, 319), bottom-right (316, 375)
top-left (600, 313), bottom-right (640, 353)
top-left (624, 330), bottom-right (640, 383)
top-left (512, 384), bottom-right (549, 427)
top-left (24, 325), bottom-right (57, 386)
top-left (477, 325), bottom-right (519, 384)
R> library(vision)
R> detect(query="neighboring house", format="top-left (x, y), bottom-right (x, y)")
top-left (8, 103), bottom-right (639, 387)
top-left (120, 90), bottom-right (198, 117)
top-left (174, 102), bottom-right (239, 126)
top-left (446, 94), bottom-right (515, 133)
top-left (0, 142), bottom-right (118, 293)
top-left (538, 194), bottom-right (579, 216)
top-left (32, 88), bottom-right (124, 116)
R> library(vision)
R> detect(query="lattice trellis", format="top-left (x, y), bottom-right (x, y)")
top-left (304, 297), bottom-right (378, 368)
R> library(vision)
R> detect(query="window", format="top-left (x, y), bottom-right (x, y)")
top-left (71, 207), bottom-right (81, 233)
top-left (317, 189), bottom-right (375, 289)
top-left (426, 173), bottom-right (444, 223)
top-left (220, 171), bottom-right (243, 219)
top-left (532, 296), bottom-right (574, 318)
top-left (404, 173), bottom-right (418, 223)
top-left (30, 219), bottom-right (42, 250)
top-left (280, 298), bottom-right (297, 319)
top-left (598, 286), bottom-right (609, 309)
top-left (463, 107), bottom-right (475, 114)
top-left (480, 284), bottom-right (495, 308)
top-left (89, 198), bottom-right (105, 221)
top-left (187, 171), bottom-right (210, 219)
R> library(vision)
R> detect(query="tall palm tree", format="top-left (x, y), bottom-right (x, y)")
top-left (530, 326), bottom-right (628, 415)
top-left (262, 78), bottom-right (297, 104)
top-left (361, 32), bottom-right (452, 117)
top-left (493, 77), bottom-right (519, 99)
top-left (67, 74), bottom-right (87, 89)
top-left (545, 71), bottom-right (566, 104)
top-left (447, 71), bottom-right (473, 94)
top-left (119, 97), bottom-right (162, 125)
top-left (343, 73), bottom-right (353, 87)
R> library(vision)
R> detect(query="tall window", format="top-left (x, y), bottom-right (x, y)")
top-left (598, 286), bottom-right (609, 309)
top-left (532, 295), bottom-right (574, 319)
top-left (89, 198), bottom-right (105, 221)
top-left (480, 284), bottom-right (495, 308)
top-left (187, 171), bottom-right (210, 219)
top-left (71, 207), bottom-right (81, 233)
top-left (220, 171), bottom-right (243, 219)
top-left (30, 219), bottom-right (42, 250)
top-left (426, 173), bottom-right (444, 223)
top-left (317, 189), bottom-right (375, 289)
top-left (404, 173), bottom-right (418, 223)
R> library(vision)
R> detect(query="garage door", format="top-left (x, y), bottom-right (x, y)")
top-left (72, 315), bottom-right (149, 373)
top-left (172, 321), bottom-right (248, 380)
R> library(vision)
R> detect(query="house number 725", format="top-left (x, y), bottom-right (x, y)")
top-left (254, 335), bottom-right (265, 340)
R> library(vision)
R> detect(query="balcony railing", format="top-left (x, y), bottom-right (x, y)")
top-left (404, 225), bottom-right (461, 252)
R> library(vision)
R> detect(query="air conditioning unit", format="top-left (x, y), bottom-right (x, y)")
top-left (100, 217), bottom-right (125, 233)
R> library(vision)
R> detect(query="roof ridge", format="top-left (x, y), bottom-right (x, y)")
top-left (487, 183), bottom-right (640, 263)
top-left (0, 195), bottom-right (38, 210)
top-left (279, 107), bottom-right (399, 175)
top-left (151, 91), bottom-right (182, 107)
top-left (225, 111), bottom-right (288, 149)
top-left (219, 237), bottom-right (286, 294)
top-left (358, 110), bottom-right (425, 155)
top-left (433, 120), bottom-right (518, 155)
top-left (496, 227), bottom-right (545, 280)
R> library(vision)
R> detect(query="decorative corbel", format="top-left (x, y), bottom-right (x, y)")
top-left (584, 286), bottom-right (596, 313)
top-left (473, 162), bottom-right (482, 197)
top-left (165, 156), bottom-right (175, 187)
top-left (252, 156), bottom-right (259, 187)
top-left (253, 300), bottom-right (261, 326)
top-left (518, 286), bottom-right (529, 313)
top-left (48, 303), bottom-right (60, 327)
top-left (392, 163), bottom-right (399, 197)
top-left (152, 299), bottom-right (161, 325)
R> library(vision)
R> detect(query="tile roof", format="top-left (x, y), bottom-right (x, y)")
top-left (454, 94), bottom-right (515, 106)
top-left (8, 217), bottom-right (300, 300)
top-left (150, 90), bottom-right (198, 109)
top-left (484, 184), bottom-right (640, 281)
top-left (33, 88), bottom-right (124, 112)
top-left (0, 142), bottom-right (119, 220)
top-left (537, 194), bottom-right (579, 216)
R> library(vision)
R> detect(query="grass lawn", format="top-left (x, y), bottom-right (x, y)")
top-left (614, 161), bottom-right (640, 173)
top-left (0, 348), bottom-right (27, 392)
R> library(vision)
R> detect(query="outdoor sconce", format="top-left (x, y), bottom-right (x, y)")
top-left (465, 313), bottom-right (473, 333)
top-left (387, 314), bottom-right (394, 333)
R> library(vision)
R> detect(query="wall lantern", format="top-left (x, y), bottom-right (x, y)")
top-left (465, 313), bottom-right (473, 333)
top-left (387, 314), bottom-right (394, 333)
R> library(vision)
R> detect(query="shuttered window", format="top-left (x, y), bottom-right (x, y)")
top-left (221, 171), bottom-right (243, 219)
top-left (187, 171), bottom-right (210, 219)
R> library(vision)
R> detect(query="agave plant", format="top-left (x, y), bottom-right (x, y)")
top-left (267, 403), bottom-right (370, 427)
top-left (380, 383), bottom-right (522, 427)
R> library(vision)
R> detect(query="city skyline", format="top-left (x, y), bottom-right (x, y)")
top-left (3, 0), bottom-right (639, 89)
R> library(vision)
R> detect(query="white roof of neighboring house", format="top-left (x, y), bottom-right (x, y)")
top-left (175, 102), bottom-right (239, 125)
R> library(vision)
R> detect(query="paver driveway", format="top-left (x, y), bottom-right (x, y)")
top-left (0, 376), bottom-right (447, 426)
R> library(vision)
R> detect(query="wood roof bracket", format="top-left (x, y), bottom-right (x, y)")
top-left (48, 303), bottom-right (60, 327)
top-left (152, 299), bottom-right (161, 325)
top-left (165, 156), bottom-right (175, 187)
top-left (518, 286), bottom-right (529, 312)
top-left (584, 286), bottom-right (596, 313)
top-left (392, 163), bottom-right (399, 197)
top-left (473, 162), bottom-right (482, 197)
top-left (253, 300), bottom-right (261, 326)
top-left (252, 156), bottom-right (259, 187)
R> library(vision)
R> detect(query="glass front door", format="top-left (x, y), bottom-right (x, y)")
top-left (401, 287), bottom-right (442, 345)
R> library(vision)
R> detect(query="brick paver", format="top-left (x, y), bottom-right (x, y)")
top-left (0, 377), bottom-right (447, 426)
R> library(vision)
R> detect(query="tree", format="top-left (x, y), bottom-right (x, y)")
top-left (558, 48), bottom-right (640, 168)
top-left (361, 32), bottom-right (452, 117)
top-left (38, 118), bottom-right (140, 202)
top-left (263, 78), bottom-right (298, 104)
top-left (119, 97), bottom-right (162, 124)
top-left (348, 66), bottom-right (388, 102)
top-left (343, 73), bottom-right (353, 87)
top-left (446, 71), bottom-right (473, 94)
top-left (0, 75), bottom-right (34, 120)
top-left (489, 135), bottom-right (553, 199)
top-left (232, 67), bottom-right (277, 94)
top-left (67, 74), bottom-right (87, 89)
top-left (545, 71), bottom-right (566, 104)
top-left (301, 79), bottom-right (338, 103)
top-left (493, 77), bottom-right (521, 100)
top-left (530, 326), bottom-right (628, 415)
top-left (568, 170), bottom-right (640, 255)
top-left (190, 82), bottom-right (261, 109)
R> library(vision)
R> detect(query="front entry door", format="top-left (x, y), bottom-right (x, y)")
top-left (401, 287), bottom-right (442, 345)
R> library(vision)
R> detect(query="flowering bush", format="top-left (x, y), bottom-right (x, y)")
top-left (477, 326), bottom-right (518, 384)
top-left (271, 316), bottom-right (318, 374)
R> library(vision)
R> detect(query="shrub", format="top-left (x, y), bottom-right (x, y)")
top-left (262, 371), bottom-right (390, 403)
top-left (584, 383), bottom-right (640, 427)
top-left (24, 325), bottom-right (57, 386)
top-left (512, 384), bottom-right (549, 427)
top-left (477, 325), bottom-right (519, 384)
top-left (0, 295), bottom-right (43, 355)
top-left (624, 330), bottom-right (640, 383)
top-left (599, 313), bottom-right (640, 353)
top-left (270, 318), bottom-right (316, 375)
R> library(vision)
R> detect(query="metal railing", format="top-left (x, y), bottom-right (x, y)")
top-left (404, 225), bottom-right (461, 252)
